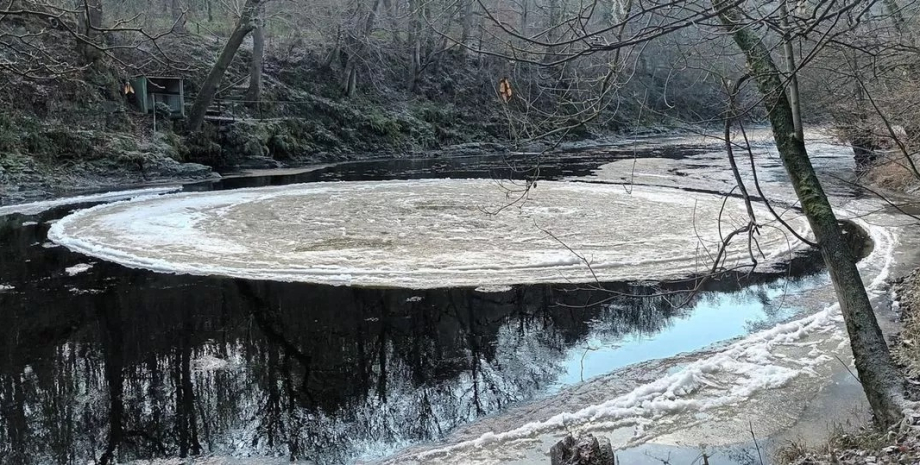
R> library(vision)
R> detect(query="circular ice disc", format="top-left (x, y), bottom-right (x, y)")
top-left (49, 179), bottom-right (811, 288)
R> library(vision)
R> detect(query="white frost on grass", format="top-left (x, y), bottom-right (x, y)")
top-left (0, 186), bottom-right (181, 216)
top-left (65, 263), bottom-right (93, 276)
top-left (48, 179), bottom-right (813, 289)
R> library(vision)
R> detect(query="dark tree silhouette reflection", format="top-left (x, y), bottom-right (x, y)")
top-left (0, 211), bottom-right (828, 464)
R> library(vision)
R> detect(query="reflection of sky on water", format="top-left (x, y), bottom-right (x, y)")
top-left (553, 275), bottom-right (828, 389)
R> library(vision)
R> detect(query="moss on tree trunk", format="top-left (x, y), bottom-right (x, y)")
top-left (715, 0), bottom-right (908, 427)
top-left (188, 0), bottom-right (262, 132)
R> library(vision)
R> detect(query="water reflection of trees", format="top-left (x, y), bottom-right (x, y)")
top-left (0, 219), bottom-right (826, 464)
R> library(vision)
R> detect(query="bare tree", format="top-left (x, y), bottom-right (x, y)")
top-left (470, 0), bottom-right (915, 426)
top-left (170, 0), bottom-right (187, 33)
top-left (0, 1), bottom-right (183, 80)
top-left (245, 2), bottom-right (264, 103)
top-left (188, 0), bottom-right (262, 131)
top-left (714, 0), bottom-right (909, 427)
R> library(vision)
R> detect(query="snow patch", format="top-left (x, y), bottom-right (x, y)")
top-left (68, 287), bottom-right (103, 295)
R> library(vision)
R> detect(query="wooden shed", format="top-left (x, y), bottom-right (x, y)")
top-left (129, 76), bottom-right (185, 118)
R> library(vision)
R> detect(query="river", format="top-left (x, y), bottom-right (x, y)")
top-left (1, 131), bottom-right (917, 464)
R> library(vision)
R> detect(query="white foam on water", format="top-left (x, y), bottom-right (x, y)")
top-left (369, 201), bottom-right (902, 464)
top-left (48, 180), bottom-right (813, 289)
top-left (35, 135), bottom-right (909, 465)
top-left (474, 285), bottom-right (514, 293)
top-left (0, 186), bottom-right (181, 216)
top-left (65, 263), bottom-right (93, 276)
top-left (395, 305), bottom-right (842, 462)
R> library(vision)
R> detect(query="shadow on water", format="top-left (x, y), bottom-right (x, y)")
top-left (0, 142), bottom-right (869, 464)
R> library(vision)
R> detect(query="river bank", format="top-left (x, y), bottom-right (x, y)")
top-left (772, 153), bottom-right (920, 464)
top-left (0, 136), bottom-right (510, 205)
top-left (775, 269), bottom-right (920, 465)
top-left (0, 122), bottom-right (683, 206)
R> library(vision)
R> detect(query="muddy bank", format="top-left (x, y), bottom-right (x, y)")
top-left (0, 118), bottom-right (709, 207)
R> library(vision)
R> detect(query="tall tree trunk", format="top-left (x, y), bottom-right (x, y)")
top-left (339, 0), bottom-right (378, 98)
top-left (188, 0), bottom-right (261, 132)
top-left (246, 6), bottom-right (264, 104)
top-left (171, 0), bottom-right (187, 33)
top-left (365, 0), bottom-right (380, 33)
top-left (461, 0), bottom-right (474, 50)
top-left (714, 0), bottom-right (908, 427)
top-left (847, 52), bottom-right (878, 169)
top-left (381, 0), bottom-right (400, 44)
top-left (779, 1), bottom-right (803, 142)
top-left (343, 62), bottom-right (358, 97)
top-left (543, 0), bottom-right (561, 63)
top-left (520, 0), bottom-right (529, 36)
top-left (408, 0), bottom-right (422, 90)
top-left (80, 0), bottom-right (104, 64)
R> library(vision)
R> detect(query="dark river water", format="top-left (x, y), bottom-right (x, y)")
top-left (0, 144), bottom-right (844, 464)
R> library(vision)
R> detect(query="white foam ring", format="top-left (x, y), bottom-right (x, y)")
top-left (382, 211), bottom-right (898, 463)
top-left (48, 179), bottom-right (813, 289)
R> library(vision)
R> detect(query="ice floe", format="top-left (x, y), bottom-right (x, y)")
top-left (65, 263), bottom-right (93, 276)
top-left (48, 180), bottom-right (813, 288)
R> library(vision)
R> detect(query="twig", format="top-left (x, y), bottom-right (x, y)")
top-left (835, 354), bottom-right (860, 382)
top-left (749, 420), bottom-right (765, 465)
